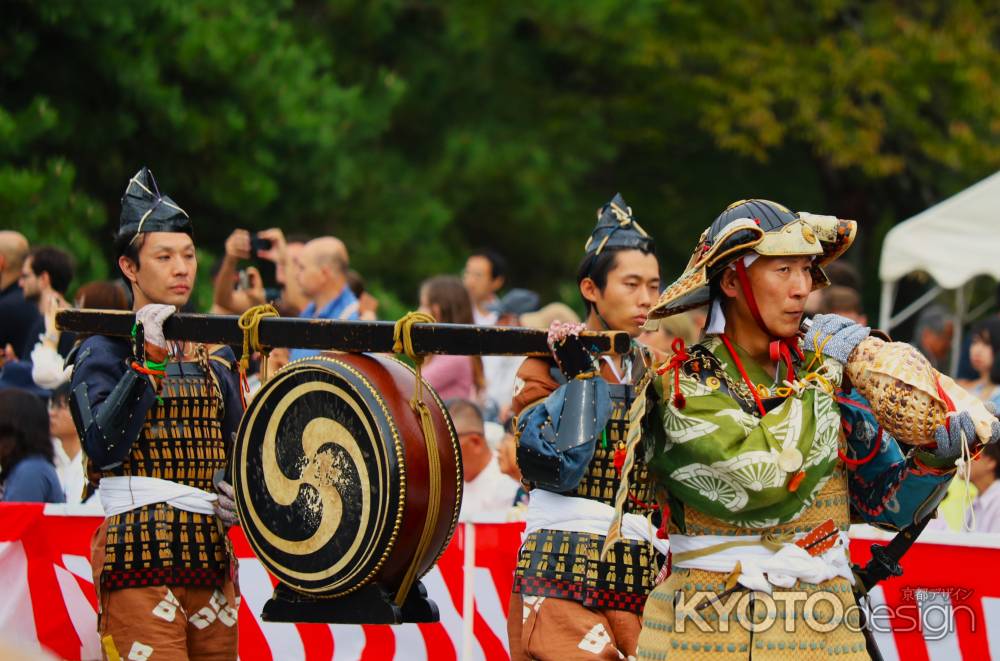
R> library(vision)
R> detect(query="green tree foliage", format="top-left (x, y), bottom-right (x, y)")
top-left (3, 0), bottom-right (1000, 313)
top-left (2, 0), bottom-right (394, 304)
top-left (660, 0), bottom-right (1000, 285)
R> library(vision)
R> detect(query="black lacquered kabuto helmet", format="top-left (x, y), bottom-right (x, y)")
top-left (648, 199), bottom-right (857, 320)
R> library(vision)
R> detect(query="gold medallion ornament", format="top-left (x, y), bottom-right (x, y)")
top-left (232, 353), bottom-right (462, 597)
top-left (777, 447), bottom-right (804, 473)
top-left (801, 223), bottom-right (817, 244)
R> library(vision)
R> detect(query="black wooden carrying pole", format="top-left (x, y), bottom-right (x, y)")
top-left (56, 309), bottom-right (631, 356)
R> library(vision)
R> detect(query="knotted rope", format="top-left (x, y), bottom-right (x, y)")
top-left (660, 337), bottom-right (690, 410)
top-left (671, 530), bottom-right (796, 566)
top-left (392, 311), bottom-right (443, 605)
top-left (237, 304), bottom-right (279, 406)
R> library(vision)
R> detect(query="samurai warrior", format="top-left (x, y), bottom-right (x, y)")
top-left (507, 194), bottom-right (669, 660)
top-left (634, 199), bottom-right (1000, 659)
top-left (69, 168), bottom-right (243, 660)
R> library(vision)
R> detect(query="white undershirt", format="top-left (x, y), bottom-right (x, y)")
top-left (52, 439), bottom-right (90, 505)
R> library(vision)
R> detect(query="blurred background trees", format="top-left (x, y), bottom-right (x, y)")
top-left (4, 0), bottom-right (1000, 315)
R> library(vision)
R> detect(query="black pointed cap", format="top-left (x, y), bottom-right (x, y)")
top-left (117, 167), bottom-right (192, 241)
top-left (583, 193), bottom-right (654, 256)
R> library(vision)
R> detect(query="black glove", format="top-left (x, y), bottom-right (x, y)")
top-left (547, 322), bottom-right (596, 379)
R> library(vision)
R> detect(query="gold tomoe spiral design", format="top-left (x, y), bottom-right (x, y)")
top-left (233, 353), bottom-right (462, 601)
top-left (234, 358), bottom-right (398, 595)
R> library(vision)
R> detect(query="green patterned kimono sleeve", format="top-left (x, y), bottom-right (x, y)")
top-left (649, 372), bottom-right (842, 525)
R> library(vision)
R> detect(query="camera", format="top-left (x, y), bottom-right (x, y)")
top-left (250, 234), bottom-right (273, 254)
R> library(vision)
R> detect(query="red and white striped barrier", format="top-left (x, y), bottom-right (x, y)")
top-left (1, 503), bottom-right (998, 660)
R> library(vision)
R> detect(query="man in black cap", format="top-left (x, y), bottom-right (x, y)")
top-left (507, 194), bottom-right (666, 660)
top-left (69, 167), bottom-right (243, 660)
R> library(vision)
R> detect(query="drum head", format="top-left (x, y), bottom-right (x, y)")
top-left (233, 356), bottom-right (404, 595)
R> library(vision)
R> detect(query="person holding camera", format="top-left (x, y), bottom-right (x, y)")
top-left (257, 228), bottom-right (312, 314)
top-left (214, 228), bottom-right (316, 316)
top-left (212, 229), bottom-right (269, 314)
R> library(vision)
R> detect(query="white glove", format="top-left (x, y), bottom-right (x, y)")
top-left (135, 304), bottom-right (176, 350)
top-left (933, 403), bottom-right (1000, 459)
top-left (803, 313), bottom-right (870, 363)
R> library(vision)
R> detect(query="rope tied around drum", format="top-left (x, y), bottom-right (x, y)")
top-left (392, 311), bottom-right (443, 606)
top-left (237, 304), bottom-right (279, 407)
top-left (392, 311), bottom-right (436, 405)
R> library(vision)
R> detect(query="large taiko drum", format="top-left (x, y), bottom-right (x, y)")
top-left (232, 352), bottom-right (462, 605)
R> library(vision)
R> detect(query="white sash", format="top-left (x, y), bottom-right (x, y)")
top-left (99, 475), bottom-right (217, 517)
top-left (670, 531), bottom-right (854, 594)
top-left (524, 490), bottom-right (669, 555)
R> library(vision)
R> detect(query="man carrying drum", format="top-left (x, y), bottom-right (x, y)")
top-left (507, 194), bottom-right (669, 659)
top-left (69, 168), bottom-right (243, 660)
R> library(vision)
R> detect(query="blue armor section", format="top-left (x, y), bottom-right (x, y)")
top-left (839, 390), bottom-right (955, 531)
top-left (516, 375), bottom-right (612, 493)
top-left (69, 336), bottom-right (244, 471)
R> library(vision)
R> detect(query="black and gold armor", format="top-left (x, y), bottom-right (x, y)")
top-left (71, 337), bottom-right (242, 590)
top-left (513, 349), bottom-right (663, 614)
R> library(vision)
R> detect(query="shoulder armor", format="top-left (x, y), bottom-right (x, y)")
top-left (209, 353), bottom-right (236, 371)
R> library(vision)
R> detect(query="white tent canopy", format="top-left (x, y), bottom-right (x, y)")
top-left (880, 169), bottom-right (1000, 288)
top-left (879, 169), bottom-right (1000, 373)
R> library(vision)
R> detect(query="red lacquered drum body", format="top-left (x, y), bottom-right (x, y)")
top-left (232, 353), bottom-right (462, 596)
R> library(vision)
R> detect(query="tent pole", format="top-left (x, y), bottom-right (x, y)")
top-left (879, 281), bottom-right (896, 332)
top-left (967, 297), bottom-right (994, 323)
top-left (950, 284), bottom-right (966, 376)
top-left (888, 285), bottom-right (943, 330)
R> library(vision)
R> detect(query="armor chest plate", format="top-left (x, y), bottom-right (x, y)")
top-left (97, 355), bottom-right (232, 588)
top-left (102, 359), bottom-right (228, 491)
top-left (566, 383), bottom-right (655, 511)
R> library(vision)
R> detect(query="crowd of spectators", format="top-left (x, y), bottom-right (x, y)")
top-left (2, 225), bottom-right (1000, 530)
top-left (0, 231), bottom-right (128, 505)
